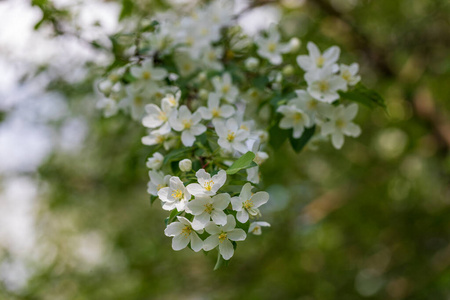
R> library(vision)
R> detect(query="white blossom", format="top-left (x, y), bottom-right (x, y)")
top-left (277, 104), bottom-right (312, 138)
top-left (339, 63), bottom-right (361, 86)
top-left (142, 99), bottom-right (174, 134)
top-left (96, 98), bottom-right (118, 118)
top-left (130, 59), bottom-right (168, 83)
top-left (198, 93), bottom-right (235, 121)
top-left (203, 215), bottom-right (246, 260)
top-left (212, 73), bottom-right (239, 103)
top-left (141, 128), bottom-right (174, 150)
top-left (231, 183), bottom-right (269, 223)
top-left (297, 42), bottom-right (340, 72)
top-left (187, 193), bottom-right (230, 227)
top-left (255, 24), bottom-right (290, 65)
top-left (164, 216), bottom-right (203, 252)
top-left (169, 105), bottom-right (206, 147)
top-left (158, 176), bottom-right (191, 212)
top-left (305, 67), bottom-right (347, 104)
top-left (186, 169), bottom-right (227, 196)
top-left (147, 170), bottom-right (171, 196)
top-left (213, 118), bottom-right (249, 153)
top-left (321, 103), bottom-right (361, 149)
top-left (179, 159), bottom-right (192, 172)
top-left (146, 152), bottom-right (164, 169)
top-left (248, 221), bottom-right (271, 235)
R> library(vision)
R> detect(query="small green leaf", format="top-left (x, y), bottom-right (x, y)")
top-left (226, 152), bottom-right (256, 175)
top-left (290, 125), bottom-right (316, 153)
top-left (163, 147), bottom-right (192, 165)
top-left (119, 0), bottom-right (134, 20)
top-left (269, 124), bottom-right (290, 150)
top-left (339, 83), bottom-right (386, 109)
top-left (149, 195), bottom-right (158, 206)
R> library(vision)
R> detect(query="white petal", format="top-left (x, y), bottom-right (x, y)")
top-left (220, 105), bottom-right (235, 118)
top-left (227, 228), bottom-right (246, 241)
top-left (190, 124), bottom-right (206, 136)
top-left (186, 183), bottom-right (206, 196)
top-left (203, 235), bottom-right (219, 251)
top-left (219, 239), bottom-right (234, 260)
top-left (205, 222), bottom-right (221, 235)
top-left (194, 212), bottom-right (211, 225)
top-left (187, 197), bottom-right (207, 215)
top-left (331, 132), bottom-right (345, 149)
top-left (236, 210), bottom-right (249, 223)
top-left (344, 103), bottom-right (359, 121)
top-left (172, 234), bottom-right (190, 251)
top-left (164, 222), bottom-right (184, 236)
top-left (211, 210), bottom-right (227, 226)
top-left (223, 215), bottom-right (236, 231)
top-left (343, 123), bottom-right (361, 137)
top-left (212, 193), bottom-right (230, 210)
top-left (231, 196), bottom-right (242, 211)
top-left (181, 131), bottom-right (196, 146)
top-left (190, 233), bottom-right (203, 252)
top-left (251, 191), bottom-right (269, 208)
top-left (211, 170), bottom-right (227, 192)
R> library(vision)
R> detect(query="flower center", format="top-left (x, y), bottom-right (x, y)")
top-left (158, 111), bottom-right (167, 121)
top-left (134, 96), bottom-right (143, 105)
top-left (182, 119), bottom-right (192, 129)
top-left (318, 80), bottom-right (330, 92)
top-left (227, 131), bottom-right (235, 142)
top-left (243, 200), bottom-right (254, 210)
top-left (204, 180), bottom-right (214, 191)
top-left (316, 56), bottom-right (325, 68)
top-left (155, 135), bottom-right (165, 144)
top-left (211, 108), bottom-right (220, 118)
top-left (308, 100), bottom-right (318, 109)
top-left (143, 71), bottom-right (152, 80)
top-left (171, 189), bottom-right (183, 200)
top-left (157, 184), bottom-right (165, 191)
top-left (335, 119), bottom-right (346, 129)
top-left (181, 225), bottom-right (192, 237)
top-left (293, 112), bottom-right (303, 123)
top-left (222, 84), bottom-right (230, 94)
top-left (218, 232), bottom-right (228, 243)
top-left (341, 70), bottom-right (351, 81)
top-left (268, 42), bottom-right (277, 53)
top-left (204, 203), bottom-right (214, 214)
top-left (108, 73), bottom-right (120, 83)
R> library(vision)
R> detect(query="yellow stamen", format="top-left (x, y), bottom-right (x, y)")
top-left (181, 225), bottom-right (192, 237)
top-left (243, 200), bottom-right (254, 210)
top-left (318, 80), bottom-right (329, 92)
top-left (268, 42), bottom-right (277, 53)
top-left (182, 120), bottom-right (192, 129)
top-left (218, 232), bottom-right (227, 243)
top-left (204, 203), bottom-right (214, 214)
top-left (211, 108), bottom-right (220, 118)
top-left (227, 131), bottom-right (235, 142)
top-left (222, 84), bottom-right (230, 94)
top-left (204, 180), bottom-right (214, 191)
top-left (335, 119), bottom-right (345, 129)
top-left (171, 189), bottom-right (183, 200)
top-left (134, 96), bottom-right (143, 105)
top-left (293, 112), bottom-right (303, 123)
top-left (158, 112), bottom-right (167, 121)
top-left (341, 70), bottom-right (351, 81)
top-left (143, 71), bottom-right (152, 80)
top-left (316, 56), bottom-right (325, 68)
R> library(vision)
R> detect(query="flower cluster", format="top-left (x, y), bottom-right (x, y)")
top-left (95, 1), bottom-right (376, 266)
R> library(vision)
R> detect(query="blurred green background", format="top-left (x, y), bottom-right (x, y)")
top-left (1, 0), bottom-right (450, 299)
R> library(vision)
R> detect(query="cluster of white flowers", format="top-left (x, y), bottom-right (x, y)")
top-left (95, 1), bottom-right (369, 265)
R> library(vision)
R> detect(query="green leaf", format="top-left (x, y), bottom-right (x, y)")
top-left (213, 251), bottom-right (229, 270)
top-left (163, 147), bottom-right (192, 165)
top-left (165, 209), bottom-right (181, 226)
top-left (339, 83), bottom-right (386, 109)
top-left (269, 124), bottom-right (290, 150)
top-left (226, 152), bottom-right (256, 175)
top-left (119, 0), bottom-right (134, 20)
top-left (290, 125), bottom-right (316, 153)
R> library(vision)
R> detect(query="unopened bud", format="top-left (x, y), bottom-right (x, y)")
top-left (245, 57), bottom-right (259, 70)
top-left (282, 64), bottom-right (295, 76)
top-left (199, 89), bottom-right (209, 100)
top-left (288, 37), bottom-right (301, 53)
top-left (179, 159), bottom-right (192, 172)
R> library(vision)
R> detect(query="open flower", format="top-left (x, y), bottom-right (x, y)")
top-left (130, 59), bottom-right (168, 82)
top-left (147, 170), bottom-right (171, 196)
top-left (231, 183), bottom-right (269, 223)
top-left (146, 152), bottom-right (164, 169)
top-left (213, 118), bottom-right (249, 153)
top-left (142, 98), bottom-right (174, 134)
top-left (248, 221), bottom-right (271, 235)
top-left (164, 216), bottom-right (203, 252)
top-left (158, 176), bottom-right (191, 211)
top-left (320, 103), bottom-right (361, 149)
top-left (296, 42), bottom-right (340, 72)
top-left (169, 105), bottom-right (206, 146)
top-left (141, 128), bottom-right (174, 150)
top-left (198, 93), bottom-right (235, 121)
top-left (305, 67), bottom-right (347, 104)
top-left (277, 104), bottom-right (312, 138)
top-left (255, 24), bottom-right (290, 65)
top-left (339, 63), bottom-right (361, 86)
top-left (187, 193), bottom-right (230, 227)
top-left (186, 169), bottom-right (227, 196)
top-left (288, 90), bottom-right (332, 124)
top-left (212, 73), bottom-right (239, 103)
top-left (203, 215), bottom-right (246, 260)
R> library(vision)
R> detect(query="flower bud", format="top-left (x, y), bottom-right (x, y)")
top-left (179, 159), bottom-right (192, 172)
top-left (199, 89), bottom-right (209, 100)
top-left (288, 37), bottom-right (301, 53)
top-left (282, 64), bottom-right (295, 76)
top-left (197, 72), bottom-right (207, 82)
top-left (245, 57), bottom-right (259, 70)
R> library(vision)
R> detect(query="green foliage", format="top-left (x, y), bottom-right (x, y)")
top-left (339, 83), bottom-right (386, 109)
top-left (226, 151), bottom-right (257, 175)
